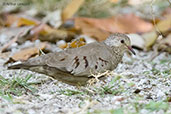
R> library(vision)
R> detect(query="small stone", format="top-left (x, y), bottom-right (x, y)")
top-left (146, 95), bottom-right (153, 100)
top-left (134, 89), bottom-right (141, 94)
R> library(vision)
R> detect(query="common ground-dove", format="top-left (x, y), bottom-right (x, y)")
top-left (8, 33), bottom-right (135, 85)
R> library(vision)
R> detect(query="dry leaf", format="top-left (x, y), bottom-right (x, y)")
top-left (69, 37), bottom-right (86, 48)
top-left (76, 14), bottom-right (153, 33)
top-left (109, 0), bottom-right (119, 3)
top-left (4, 14), bottom-right (39, 27)
top-left (75, 18), bottom-right (110, 41)
top-left (58, 41), bottom-right (68, 49)
top-left (4, 14), bottom-right (19, 27)
top-left (78, 35), bottom-right (96, 44)
top-left (0, 31), bottom-right (21, 53)
top-left (157, 15), bottom-right (171, 33)
top-left (17, 17), bottom-right (38, 27)
top-left (22, 23), bottom-right (75, 42)
top-left (43, 10), bottom-right (62, 28)
top-left (127, 34), bottom-right (145, 49)
top-left (62, 0), bottom-right (85, 21)
top-left (11, 43), bottom-right (47, 61)
top-left (75, 14), bottom-right (153, 41)
top-left (0, 52), bottom-right (10, 59)
top-left (162, 8), bottom-right (171, 18)
top-left (58, 38), bottom-right (86, 49)
top-left (0, 26), bottom-right (34, 45)
top-left (39, 29), bottom-right (75, 42)
top-left (128, 0), bottom-right (149, 5)
top-left (142, 31), bottom-right (158, 49)
top-left (114, 14), bottom-right (153, 33)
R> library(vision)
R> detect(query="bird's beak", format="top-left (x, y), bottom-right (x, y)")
top-left (126, 45), bottom-right (136, 55)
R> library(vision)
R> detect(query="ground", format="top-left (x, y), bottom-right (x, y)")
top-left (0, 50), bottom-right (170, 114)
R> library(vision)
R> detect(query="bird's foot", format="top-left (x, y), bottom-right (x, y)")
top-left (87, 70), bottom-right (113, 86)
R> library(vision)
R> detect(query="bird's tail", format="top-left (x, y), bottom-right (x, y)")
top-left (8, 63), bottom-right (29, 69)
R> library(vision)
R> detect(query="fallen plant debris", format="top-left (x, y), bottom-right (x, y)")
top-left (10, 42), bottom-right (47, 61)
top-left (74, 14), bottom-right (153, 40)
top-left (0, 0), bottom-right (170, 113)
top-left (58, 37), bottom-right (86, 49)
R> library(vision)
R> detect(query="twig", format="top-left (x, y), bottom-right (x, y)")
top-left (0, 30), bottom-right (25, 53)
top-left (149, 44), bottom-right (160, 61)
top-left (167, 0), bottom-right (171, 5)
top-left (38, 48), bottom-right (46, 56)
top-left (150, 0), bottom-right (162, 35)
top-left (75, 100), bottom-right (98, 114)
top-left (88, 70), bottom-right (113, 85)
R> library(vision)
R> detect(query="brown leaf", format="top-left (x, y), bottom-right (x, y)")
top-left (17, 17), bottom-right (38, 27)
top-left (0, 26), bottom-right (34, 49)
top-left (39, 29), bottom-right (75, 42)
top-left (127, 34), bottom-right (145, 49)
top-left (69, 37), bottom-right (86, 48)
top-left (58, 42), bottom-right (68, 49)
top-left (157, 15), bottom-right (171, 33)
top-left (0, 34), bottom-right (18, 53)
top-left (3, 14), bottom-right (39, 27)
top-left (62, 0), bottom-right (85, 21)
top-left (59, 37), bottom-right (86, 49)
top-left (4, 14), bottom-right (19, 27)
top-left (0, 52), bottom-right (10, 59)
top-left (142, 31), bottom-right (158, 49)
top-left (109, 0), bottom-right (119, 3)
top-left (0, 29), bottom-right (28, 53)
top-left (75, 18), bottom-right (110, 41)
top-left (114, 14), bottom-right (153, 33)
top-left (11, 43), bottom-right (47, 61)
top-left (162, 8), bottom-right (171, 18)
top-left (75, 14), bottom-right (153, 41)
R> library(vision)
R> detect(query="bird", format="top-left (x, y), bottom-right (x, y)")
top-left (8, 33), bottom-right (135, 86)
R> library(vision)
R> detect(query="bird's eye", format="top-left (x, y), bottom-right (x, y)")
top-left (121, 40), bottom-right (124, 43)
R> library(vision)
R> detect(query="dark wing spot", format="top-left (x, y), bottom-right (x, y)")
top-left (60, 58), bottom-right (65, 61)
top-left (73, 56), bottom-right (80, 69)
top-left (95, 65), bottom-right (98, 69)
top-left (75, 62), bottom-right (80, 69)
top-left (83, 56), bottom-right (88, 68)
top-left (99, 57), bottom-right (108, 65)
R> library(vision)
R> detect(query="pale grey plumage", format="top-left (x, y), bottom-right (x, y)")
top-left (8, 33), bottom-right (135, 85)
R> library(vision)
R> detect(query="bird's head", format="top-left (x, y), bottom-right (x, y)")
top-left (104, 33), bottom-right (136, 55)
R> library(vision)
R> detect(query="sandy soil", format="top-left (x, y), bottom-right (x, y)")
top-left (0, 50), bottom-right (170, 114)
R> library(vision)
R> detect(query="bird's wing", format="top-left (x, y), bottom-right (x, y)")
top-left (45, 42), bottom-right (113, 76)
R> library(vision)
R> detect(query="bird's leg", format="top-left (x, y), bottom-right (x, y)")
top-left (87, 70), bottom-right (113, 85)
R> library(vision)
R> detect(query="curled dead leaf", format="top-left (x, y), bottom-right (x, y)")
top-left (58, 37), bottom-right (86, 49)
top-left (0, 26), bottom-right (34, 48)
top-left (11, 42), bottom-right (47, 61)
top-left (127, 34), bottom-right (145, 49)
top-left (3, 14), bottom-right (39, 27)
top-left (75, 17), bottom-right (110, 41)
top-left (75, 14), bottom-right (153, 41)
top-left (17, 17), bottom-right (38, 27)
top-left (142, 31), bottom-right (158, 49)
top-left (157, 15), bottom-right (171, 33)
top-left (62, 0), bottom-right (85, 21)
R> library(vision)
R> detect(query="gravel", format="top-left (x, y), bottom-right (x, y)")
top-left (0, 50), bottom-right (170, 114)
